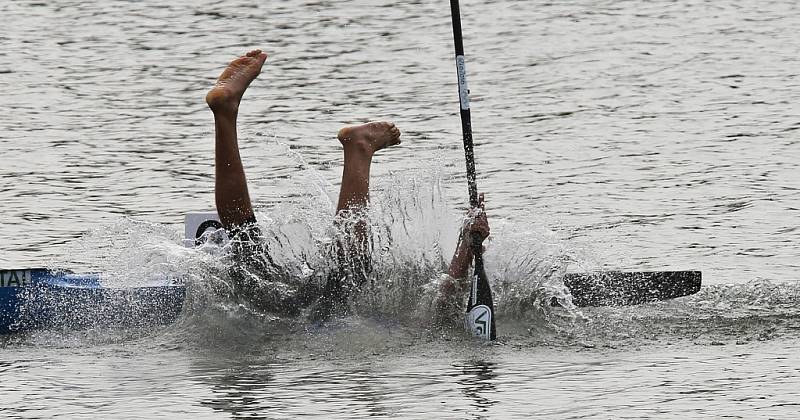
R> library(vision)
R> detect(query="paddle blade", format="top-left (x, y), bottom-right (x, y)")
top-left (557, 270), bottom-right (702, 307)
top-left (464, 254), bottom-right (497, 340)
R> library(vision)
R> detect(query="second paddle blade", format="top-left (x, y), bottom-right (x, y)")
top-left (557, 270), bottom-right (702, 307)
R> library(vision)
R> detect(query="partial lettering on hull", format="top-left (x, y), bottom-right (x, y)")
top-left (0, 270), bottom-right (31, 288)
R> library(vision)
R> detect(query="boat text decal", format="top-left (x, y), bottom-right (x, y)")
top-left (0, 270), bottom-right (31, 287)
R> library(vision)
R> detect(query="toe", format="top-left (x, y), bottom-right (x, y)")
top-left (231, 56), bottom-right (249, 66)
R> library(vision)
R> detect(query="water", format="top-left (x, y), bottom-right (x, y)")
top-left (2, 0), bottom-right (799, 417)
top-left (4, 340), bottom-right (799, 418)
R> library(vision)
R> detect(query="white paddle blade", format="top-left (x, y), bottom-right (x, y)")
top-left (465, 304), bottom-right (492, 340)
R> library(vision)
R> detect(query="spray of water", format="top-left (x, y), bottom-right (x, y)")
top-left (40, 140), bottom-right (800, 349)
top-left (43, 141), bottom-right (585, 342)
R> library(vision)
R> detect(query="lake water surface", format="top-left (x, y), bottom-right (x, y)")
top-left (1, 0), bottom-right (799, 418)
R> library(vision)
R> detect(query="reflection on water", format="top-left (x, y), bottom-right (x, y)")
top-left (193, 357), bottom-right (402, 418)
top-left (454, 360), bottom-right (499, 416)
top-left (1, 328), bottom-right (799, 418)
top-left (199, 361), bottom-right (277, 418)
top-left (190, 353), bottom-right (505, 419)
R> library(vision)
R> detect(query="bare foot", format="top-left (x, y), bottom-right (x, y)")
top-left (206, 49), bottom-right (268, 115)
top-left (337, 122), bottom-right (402, 156)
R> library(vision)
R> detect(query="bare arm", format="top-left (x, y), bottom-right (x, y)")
top-left (441, 193), bottom-right (490, 295)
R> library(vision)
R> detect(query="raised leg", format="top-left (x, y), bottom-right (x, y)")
top-left (312, 122), bottom-right (401, 319)
top-left (334, 122), bottom-right (402, 256)
top-left (206, 49), bottom-right (268, 229)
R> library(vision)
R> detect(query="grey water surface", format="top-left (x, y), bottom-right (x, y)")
top-left (1, 0), bottom-right (799, 418)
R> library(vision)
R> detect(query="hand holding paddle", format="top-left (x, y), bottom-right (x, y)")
top-left (467, 193), bottom-right (490, 246)
top-left (448, 194), bottom-right (490, 280)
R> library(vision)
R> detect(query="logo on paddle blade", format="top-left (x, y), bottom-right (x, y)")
top-left (465, 305), bottom-right (492, 340)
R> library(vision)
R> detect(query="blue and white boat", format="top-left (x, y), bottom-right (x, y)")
top-left (0, 268), bottom-right (185, 334)
top-left (0, 212), bottom-right (216, 334)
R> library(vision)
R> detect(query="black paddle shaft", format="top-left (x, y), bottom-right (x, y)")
top-left (449, 0), bottom-right (479, 209)
top-left (449, 0), bottom-right (497, 341)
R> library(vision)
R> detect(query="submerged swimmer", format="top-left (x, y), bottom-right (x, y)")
top-left (206, 49), bottom-right (489, 320)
